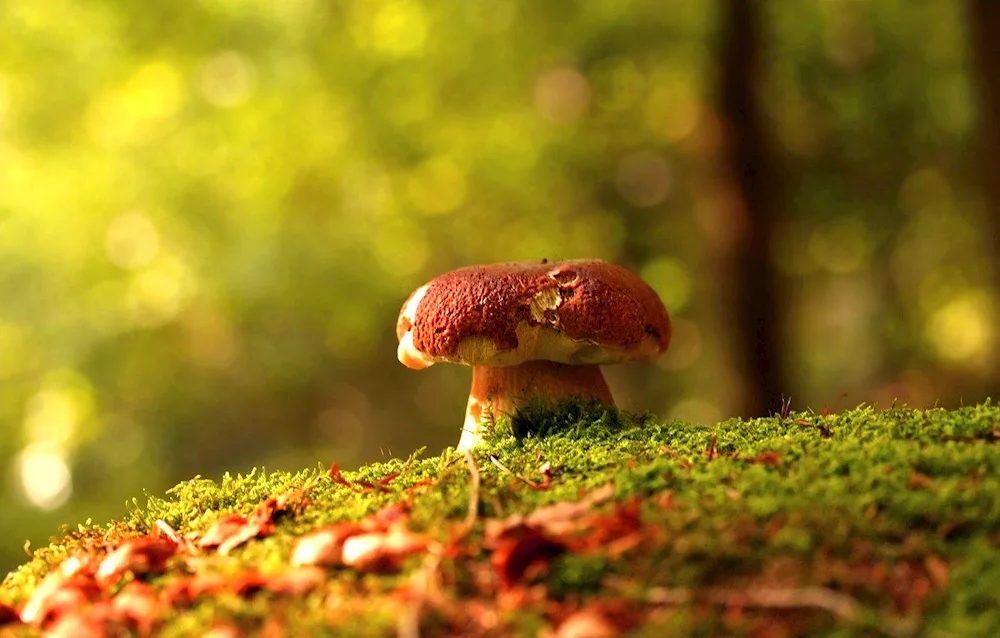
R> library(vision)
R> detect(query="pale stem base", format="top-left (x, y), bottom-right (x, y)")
top-left (456, 360), bottom-right (615, 450)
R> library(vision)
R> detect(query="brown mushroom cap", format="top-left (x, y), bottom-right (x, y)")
top-left (396, 259), bottom-right (671, 370)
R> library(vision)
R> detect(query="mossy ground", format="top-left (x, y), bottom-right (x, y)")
top-left (3, 402), bottom-right (1000, 636)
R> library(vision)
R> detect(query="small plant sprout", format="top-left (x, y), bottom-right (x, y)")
top-left (395, 259), bottom-right (672, 449)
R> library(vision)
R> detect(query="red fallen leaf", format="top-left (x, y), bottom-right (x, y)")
top-left (290, 523), bottom-right (365, 567)
top-left (19, 556), bottom-right (100, 626)
top-left (909, 471), bottom-right (934, 489)
top-left (0, 601), bottom-right (19, 626)
top-left (657, 490), bottom-right (675, 510)
top-left (155, 520), bottom-right (197, 554)
top-left (266, 566), bottom-right (326, 596)
top-left (204, 623), bottom-right (245, 638)
top-left (706, 435), bottom-right (719, 461)
top-left (112, 580), bottom-right (161, 635)
top-left (372, 502), bottom-right (410, 526)
top-left (162, 572), bottom-right (229, 606)
top-left (25, 575), bottom-right (102, 629)
top-left (230, 571), bottom-right (270, 597)
top-left (925, 554), bottom-right (950, 588)
top-left (511, 482), bottom-right (615, 536)
top-left (341, 524), bottom-right (429, 572)
top-left (527, 462), bottom-right (554, 491)
top-left (379, 471), bottom-right (401, 486)
top-left (197, 514), bottom-right (249, 549)
top-left (329, 463), bottom-right (351, 486)
top-left (44, 605), bottom-right (124, 638)
top-left (197, 493), bottom-right (299, 556)
top-left (218, 521), bottom-right (274, 556)
top-left (580, 500), bottom-right (644, 557)
top-left (744, 451), bottom-right (782, 466)
top-left (406, 477), bottom-right (434, 494)
top-left (491, 524), bottom-right (566, 589)
top-left (97, 537), bottom-right (177, 584)
top-left (555, 609), bottom-right (618, 638)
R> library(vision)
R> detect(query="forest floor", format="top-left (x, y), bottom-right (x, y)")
top-left (1, 401), bottom-right (999, 637)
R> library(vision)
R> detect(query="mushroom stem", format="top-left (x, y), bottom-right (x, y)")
top-left (457, 360), bottom-right (614, 450)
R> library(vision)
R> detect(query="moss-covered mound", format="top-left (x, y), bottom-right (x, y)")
top-left (2, 402), bottom-right (1000, 636)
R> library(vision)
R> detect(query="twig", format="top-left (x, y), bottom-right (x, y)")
top-left (646, 585), bottom-right (861, 623)
top-left (398, 547), bottom-right (444, 638)
top-left (488, 454), bottom-right (511, 475)
top-left (487, 454), bottom-right (548, 489)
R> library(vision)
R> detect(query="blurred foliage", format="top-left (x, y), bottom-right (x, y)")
top-left (0, 0), bottom-right (989, 574)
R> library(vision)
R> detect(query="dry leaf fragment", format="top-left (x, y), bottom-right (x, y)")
top-left (329, 462), bottom-right (351, 486)
top-left (266, 566), bottom-right (326, 597)
top-left (290, 524), bottom-right (363, 567)
top-left (744, 451), bottom-right (783, 466)
top-left (97, 537), bottom-right (176, 584)
top-left (161, 572), bottom-right (229, 607)
top-left (924, 554), bottom-right (950, 588)
top-left (204, 623), bottom-right (245, 638)
top-left (555, 609), bottom-right (618, 638)
top-left (19, 556), bottom-right (97, 626)
top-left (491, 524), bottom-right (566, 589)
top-left (341, 525), bottom-right (429, 572)
top-left (44, 606), bottom-right (123, 638)
top-left (908, 471), bottom-right (934, 489)
top-left (196, 514), bottom-right (248, 549)
top-left (230, 572), bottom-right (269, 597)
top-left (706, 435), bottom-right (719, 461)
top-left (218, 523), bottom-right (271, 556)
top-left (0, 602), bottom-right (18, 626)
top-left (197, 493), bottom-right (296, 556)
top-left (513, 482), bottom-right (615, 536)
top-left (112, 580), bottom-right (161, 635)
top-left (155, 520), bottom-right (197, 554)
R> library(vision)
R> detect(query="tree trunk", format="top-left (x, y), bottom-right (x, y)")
top-left (969, 0), bottom-right (1000, 402)
top-left (717, 0), bottom-right (786, 417)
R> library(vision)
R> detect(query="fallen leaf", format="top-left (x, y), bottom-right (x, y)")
top-left (196, 514), bottom-right (249, 550)
top-left (44, 606), bottom-right (123, 638)
top-left (908, 471), bottom-right (934, 489)
top-left (230, 571), bottom-right (269, 597)
top-left (514, 483), bottom-right (616, 536)
top-left (290, 524), bottom-right (363, 568)
top-left (0, 602), bottom-right (19, 626)
top-left (555, 609), bottom-right (618, 638)
top-left (218, 522), bottom-right (273, 556)
top-left (97, 537), bottom-right (176, 584)
top-left (162, 572), bottom-right (228, 606)
top-left (491, 524), bottom-right (566, 589)
top-left (112, 580), bottom-right (161, 635)
top-left (266, 566), bottom-right (326, 596)
top-left (744, 451), bottom-right (782, 466)
top-left (379, 471), bottom-right (402, 486)
top-left (924, 554), bottom-right (949, 588)
top-left (341, 524), bottom-right (430, 572)
top-left (329, 463), bottom-right (351, 486)
top-left (155, 520), bottom-right (197, 554)
top-left (204, 623), bottom-right (244, 638)
top-left (197, 492), bottom-right (300, 556)
top-left (706, 435), bottom-right (719, 461)
top-left (24, 574), bottom-right (102, 629)
top-left (19, 556), bottom-right (99, 626)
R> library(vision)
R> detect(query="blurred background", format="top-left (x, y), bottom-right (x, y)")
top-left (1, 0), bottom-right (997, 574)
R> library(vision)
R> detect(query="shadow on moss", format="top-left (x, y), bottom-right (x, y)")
top-left (490, 396), bottom-right (647, 444)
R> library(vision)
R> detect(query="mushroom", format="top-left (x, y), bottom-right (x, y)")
top-left (396, 259), bottom-right (671, 450)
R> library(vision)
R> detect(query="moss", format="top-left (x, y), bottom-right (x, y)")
top-left (3, 401), bottom-right (1000, 636)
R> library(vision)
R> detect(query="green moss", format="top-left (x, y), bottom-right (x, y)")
top-left (3, 401), bottom-right (1000, 636)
